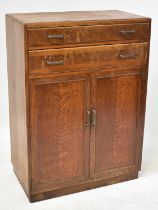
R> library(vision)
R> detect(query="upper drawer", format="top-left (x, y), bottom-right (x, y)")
top-left (29, 42), bottom-right (148, 75)
top-left (28, 23), bottom-right (150, 49)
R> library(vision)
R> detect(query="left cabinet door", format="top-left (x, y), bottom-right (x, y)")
top-left (29, 74), bottom-right (90, 193)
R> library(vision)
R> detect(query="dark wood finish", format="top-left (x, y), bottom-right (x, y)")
top-left (30, 75), bottom-right (90, 193)
top-left (28, 23), bottom-right (150, 49)
top-left (90, 70), bottom-right (142, 179)
top-left (29, 43), bottom-right (148, 75)
top-left (30, 172), bottom-right (138, 202)
top-left (6, 15), bottom-right (29, 195)
top-left (7, 10), bottom-right (150, 28)
top-left (6, 10), bottom-right (151, 202)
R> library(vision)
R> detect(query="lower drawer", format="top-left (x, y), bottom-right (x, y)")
top-left (29, 42), bottom-right (148, 75)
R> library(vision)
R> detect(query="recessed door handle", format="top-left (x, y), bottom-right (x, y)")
top-left (91, 110), bottom-right (96, 126)
top-left (85, 110), bottom-right (91, 126)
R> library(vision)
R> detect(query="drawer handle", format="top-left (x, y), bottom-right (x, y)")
top-left (121, 29), bottom-right (136, 35)
top-left (85, 110), bottom-right (91, 127)
top-left (46, 60), bottom-right (64, 65)
top-left (119, 52), bottom-right (136, 59)
top-left (91, 110), bottom-right (96, 126)
top-left (47, 34), bottom-right (64, 39)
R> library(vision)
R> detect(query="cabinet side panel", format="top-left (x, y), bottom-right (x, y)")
top-left (6, 16), bottom-right (29, 194)
top-left (138, 21), bottom-right (151, 170)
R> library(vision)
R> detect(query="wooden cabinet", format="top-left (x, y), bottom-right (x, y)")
top-left (6, 10), bottom-right (151, 202)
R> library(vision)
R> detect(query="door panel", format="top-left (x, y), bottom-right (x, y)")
top-left (30, 75), bottom-right (90, 192)
top-left (91, 70), bottom-right (141, 178)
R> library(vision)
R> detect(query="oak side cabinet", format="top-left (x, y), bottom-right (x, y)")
top-left (6, 10), bottom-right (151, 202)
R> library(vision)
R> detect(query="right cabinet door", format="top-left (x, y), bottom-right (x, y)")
top-left (90, 69), bottom-right (146, 179)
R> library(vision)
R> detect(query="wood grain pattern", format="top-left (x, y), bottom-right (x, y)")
top-left (6, 10), bottom-right (151, 202)
top-left (30, 172), bottom-right (138, 202)
top-left (6, 15), bottom-right (29, 195)
top-left (91, 71), bottom-right (141, 178)
top-left (30, 75), bottom-right (90, 193)
top-left (28, 23), bottom-right (150, 49)
top-left (29, 43), bottom-right (148, 75)
top-left (7, 10), bottom-right (150, 28)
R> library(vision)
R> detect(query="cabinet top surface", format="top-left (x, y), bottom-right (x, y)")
top-left (7, 10), bottom-right (150, 28)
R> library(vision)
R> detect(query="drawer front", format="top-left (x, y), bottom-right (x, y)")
top-left (29, 43), bottom-right (148, 75)
top-left (28, 23), bottom-right (150, 49)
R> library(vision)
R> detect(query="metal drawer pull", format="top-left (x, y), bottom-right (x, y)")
top-left (85, 111), bottom-right (91, 126)
top-left (119, 52), bottom-right (136, 59)
top-left (91, 110), bottom-right (96, 126)
top-left (47, 34), bottom-right (64, 39)
top-left (121, 29), bottom-right (136, 35)
top-left (46, 60), bottom-right (64, 65)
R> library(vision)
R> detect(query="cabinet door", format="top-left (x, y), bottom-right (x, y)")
top-left (90, 69), bottom-right (144, 179)
top-left (30, 74), bottom-right (90, 192)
